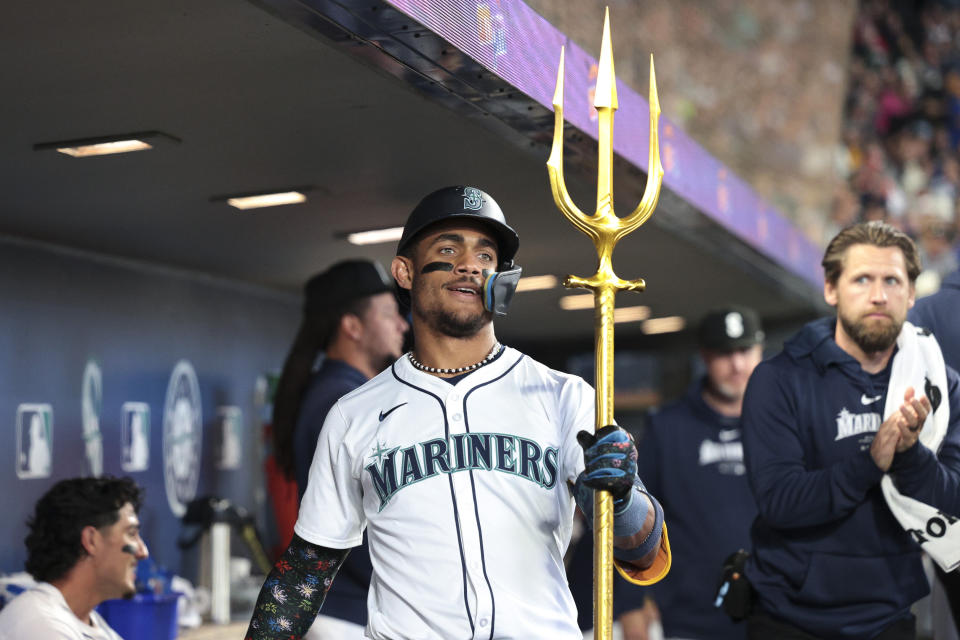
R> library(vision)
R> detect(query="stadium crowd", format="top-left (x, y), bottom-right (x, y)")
top-left (836, 0), bottom-right (960, 291)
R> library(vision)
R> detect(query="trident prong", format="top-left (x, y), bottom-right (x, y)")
top-left (546, 47), bottom-right (597, 243)
top-left (546, 8), bottom-right (669, 640)
top-left (547, 10), bottom-right (664, 286)
top-left (619, 55), bottom-right (664, 240)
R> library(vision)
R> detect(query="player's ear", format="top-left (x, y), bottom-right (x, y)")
top-left (823, 279), bottom-right (838, 307)
top-left (80, 524), bottom-right (100, 556)
top-left (340, 313), bottom-right (363, 341)
top-left (392, 256), bottom-right (413, 292)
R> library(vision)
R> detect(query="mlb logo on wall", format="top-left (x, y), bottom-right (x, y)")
top-left (16, 404), bottom-right (53, 479)
top-left (163, 360), bottom-right (202, 517)
top-left (81, 360), bottom-right (103, 477)
top-left (121, 402), bottom-right (151, 472)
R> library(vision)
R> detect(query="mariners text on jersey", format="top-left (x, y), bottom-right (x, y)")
top-left (365, 432), bottom-right (560, 510)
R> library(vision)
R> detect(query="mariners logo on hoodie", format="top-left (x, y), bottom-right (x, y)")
top-left (835, 407), bottom-right (881, 440)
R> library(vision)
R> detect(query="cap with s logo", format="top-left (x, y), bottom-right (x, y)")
top-left (698, 306), bottom-right (764, 351)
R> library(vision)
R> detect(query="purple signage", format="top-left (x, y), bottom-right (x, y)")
top-left (385, 0), bottom-right (822, 286)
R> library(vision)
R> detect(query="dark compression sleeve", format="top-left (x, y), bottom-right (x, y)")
top-left (245, 534), bottom-right (350, 639)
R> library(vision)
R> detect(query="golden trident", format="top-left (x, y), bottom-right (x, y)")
top-left (547, 8), bottom-right (670, 638)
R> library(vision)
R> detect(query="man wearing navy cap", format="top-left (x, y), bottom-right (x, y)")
top-left (614, 306), bottom-right (763, 640)
top-left (270, 259), bottom-right (408, 639)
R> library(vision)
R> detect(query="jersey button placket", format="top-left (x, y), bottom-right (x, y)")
top-left (447, 392), bottom-right (465, 430)
top-left (449, 391), bottom-right (493, 639)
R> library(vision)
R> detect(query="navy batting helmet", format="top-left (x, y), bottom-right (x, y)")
top-left (396, 186), bottom-right (519, 268)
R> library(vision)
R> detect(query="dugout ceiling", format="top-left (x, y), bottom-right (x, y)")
top-left (0, 0), bottom-right (826, 344)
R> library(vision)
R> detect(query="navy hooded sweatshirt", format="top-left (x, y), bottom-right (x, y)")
top-left (742, 317), bottom-right (960, 639)
top-left (910, 267), bottom-right (960, 369)
top-left (628, 378), bottom-right (756, 640)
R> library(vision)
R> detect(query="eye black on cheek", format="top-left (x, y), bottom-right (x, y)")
top-left (421, 262), bottom-right (454, 274)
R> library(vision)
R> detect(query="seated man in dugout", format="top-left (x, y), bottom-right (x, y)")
top-left (0, 476), bottom-right (149, 640)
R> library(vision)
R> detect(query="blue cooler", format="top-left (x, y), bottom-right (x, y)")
top-left (98, 592), bottom-right (180, 640)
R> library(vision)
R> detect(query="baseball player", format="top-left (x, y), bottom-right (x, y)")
top-left (245, 186), bottom-right (670, 640)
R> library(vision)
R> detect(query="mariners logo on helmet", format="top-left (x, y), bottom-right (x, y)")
top-left (463, 187), bottom-right (483, 211)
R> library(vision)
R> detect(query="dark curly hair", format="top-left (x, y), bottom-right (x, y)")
top-left (25, 476), bottom-right (143, 583)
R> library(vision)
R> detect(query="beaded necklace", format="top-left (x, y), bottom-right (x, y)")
top-left (408, 342), bottom-right (502, 375)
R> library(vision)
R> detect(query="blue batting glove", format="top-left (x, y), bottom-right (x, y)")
top-left (576, 425), bottom-right (638, 502)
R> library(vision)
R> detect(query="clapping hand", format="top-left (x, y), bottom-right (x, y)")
top-left (870, 387), bottom-right (931, 471)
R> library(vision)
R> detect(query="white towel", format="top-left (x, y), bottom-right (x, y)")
top-left (880, 321), bottom-right (958, 572)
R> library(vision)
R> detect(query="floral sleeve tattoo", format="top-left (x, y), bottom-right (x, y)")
top-left (245, 534), bottom-right (350, 639)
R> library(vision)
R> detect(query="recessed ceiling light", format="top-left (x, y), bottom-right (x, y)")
top-left (517, 275), bottom-right (559, 292)
top-left (613, 306), bottom-right (651, 323)
top-left (560, 295), bottom-right (651, 321)
top-left (642, 316), bottom-right (685, 334)
top-left (226, 191), bottom-right (307, 210)
top-left (34, 131), bottom-right (179, 157)
top-left (346, 227), bottom-right (405, 246)
top-left (559, 294), bottom-right (595, 310)
top-left (58, 140), bottom-right (153, 157)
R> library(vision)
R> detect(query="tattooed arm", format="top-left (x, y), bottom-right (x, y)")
top-left (245, 534), bottom-right (351, 639)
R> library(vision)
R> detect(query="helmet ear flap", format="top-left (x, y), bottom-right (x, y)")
top-left (481, 265), bottom-right (523, 316)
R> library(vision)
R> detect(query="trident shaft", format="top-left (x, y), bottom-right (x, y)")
top-left (546, 9), bottom-right (666, 638)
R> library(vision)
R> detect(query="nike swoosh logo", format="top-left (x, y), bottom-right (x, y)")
top-left (378, 403), bottom-right (407, 422)
top-left (861, 394), bottom-right (882, 405)
top-left (718, 429), bottom-right (740, 442)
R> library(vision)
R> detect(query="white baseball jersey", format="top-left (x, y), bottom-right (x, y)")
top-left (295, 346), bottom-right (592, 640)
top-left (0, 583), bottom-right (123, 640)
